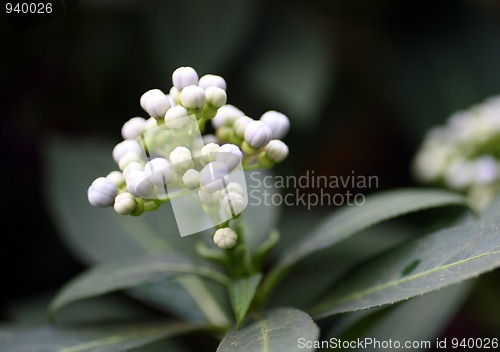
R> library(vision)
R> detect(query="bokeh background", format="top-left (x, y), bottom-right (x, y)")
top-left (2, 0), bottom-right (500, 348)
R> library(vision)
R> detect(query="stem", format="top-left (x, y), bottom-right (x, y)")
top-left (253, 263), bottom-right (291, 310)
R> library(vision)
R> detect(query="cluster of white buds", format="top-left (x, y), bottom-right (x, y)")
top-left (413, 95), bottom-right (500, 208)
top-left (87, 66), bottom-right (290, 249)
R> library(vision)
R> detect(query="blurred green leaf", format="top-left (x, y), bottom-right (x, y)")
top-left (244, 6), bottom-right (333, 130)
top-left (0, 321), bottom-right (198, 352)
top-left (43, 136), bottom-right (229, 325)
top-left (228, 274), bottom-right (262, 327)
top-left (216, 308), bottom-right (319, 352)
top-left (49, 253), bottom-right (229, 320)
top-left (327, 283), bottom-right (472, 352)
top-left (310, 211), bottom-right (500, 318)
top-left (146, 0), bottom-right (258, 74)
top-left (258, 189), bottom-right (469, 303)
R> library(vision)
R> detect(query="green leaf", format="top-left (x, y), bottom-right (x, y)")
top-left (228, 274), bottom-right (262, 327)
top-left (280, 189), bottom-right (469, 269)
top-left (0, 321), bottom-right (198, 352)
top-left (43, 136), bottom-right (230, 325)
top-left (327, 283), bottom-right (472, 351)
top-left (217, 308), bottom-right (319, 352)
top-left (257, 189), bottom-right (470, 305)
top-left (310, 213), bottom-right (500, 318)
top-left (49, 253), bottom-right (229, 320)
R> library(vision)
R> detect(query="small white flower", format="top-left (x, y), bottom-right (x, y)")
top-left (224, 182), bottom-right (245, 196)
top-left (126, 170), bottom-right (155, 197)
top-left (202, 134), bottom-right (219, 145)
top-left (474, 156), bottom-right (498, 185)
top-left (106, 171), bottom-right (125, 186)
top-left (144, 157), bottom-right (172, 185)
top-left (180, 85), bottom-right (206, 109)
top-left (213, 227), bottom-right (238, 249)
top-left (216, 143), bottom-right (243, 171)
top-left (182, 169), bottom-right (200, 189)
top-left (118, 151), bottom-right (143, 171)
top-left (122, 162), bottom-right (143, 178)
top-left (165, 106), bottom-right (189, 129)
top-left (88, 177), bottom-right (117, 207)
top-left (169, 86), bottom-right (181, 104)
top-left (144, 117), bottom-right (158, 131)
top-left (198, 189), bottom-right (221, 204)
top-left (222, 192), bottom-right (246, 217)
top-left (169, 146), bottom-right (194, 170)
top-left (205, 87), bottom-right (227, 108)
top-left (140, 90), bottom-right (171, 118)
top-left (121, 117), bottom-right (147, 140)
top-left (112, 140), bottom-right (142, 164)
top-left (114, 192), bottom-right (137, 215)
top-left (260, 110), bottom-right (290, 139)
top-left (172, 66), bottom-right (199, 90)
top-left (445, 160), bottom-right (474, 190)
top-left (212, 104), bottom-right (244, 129)
top-left (265, 140), bottom-right (289, 162)
top-left (201, 143), bottom-right (220, 163)
top-left (233, 116), bottom-right (254, 138)
top-left (200, 161), bottom-right (230, 193)
top-left (198, 74), bottom-right (227, 91)
top-left (244, 120), bottom-right (273, 148)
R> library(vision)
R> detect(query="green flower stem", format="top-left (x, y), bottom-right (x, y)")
top-left (253, 263), bottom-right (291, 310)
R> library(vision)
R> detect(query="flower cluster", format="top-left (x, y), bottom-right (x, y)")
top-left (87, 67), bottom-right (290, 248)
top-left (412, 95), bottom-right (500, 207)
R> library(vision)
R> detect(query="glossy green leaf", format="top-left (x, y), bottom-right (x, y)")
top-left (43, 136), bottom-right (230, 325)
top-left (327, 283), bottom-right (472, 352)
top-left (228, 274), bottom-right (262, 327)
top-left (280, 189), bottom-right (469, 269)
top-left (217, 308), bottom-right (319, 352)
top-left (0, 321), bottom-right (198, 352)
top-left (310, 213), bottom-right (500, 318)
top-left (49, 253), bottom-right (229, 319)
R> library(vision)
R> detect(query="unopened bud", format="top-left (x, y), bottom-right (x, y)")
top-left (180, 85), bottom-right (206, 109)
top-left (213, 227), bottom-right (238, 249)
top-left (172, 66), bottom-right (199, 90)
top-left (121, 117), bottom-right (147, 140)
top-left (88, 177), bottom-right (117, 207)
top-left (114, 192), bottom-right (137, 215)
top-left (198, 74), bottom-right (227, 91)
top-left (244, 121), bottom-right (272, 148)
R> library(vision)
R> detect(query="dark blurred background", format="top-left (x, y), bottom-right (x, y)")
top-left (2, 0), bottom-right (500, 342)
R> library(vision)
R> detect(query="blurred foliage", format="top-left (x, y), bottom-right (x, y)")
top-left (2, 0), bottom-right (500, 348)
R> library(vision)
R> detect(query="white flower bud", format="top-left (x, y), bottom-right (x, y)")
top-left (233, 116), bottom-right (254, 138)
top-left (123, 162), bottom-right (143, 179)
top-left (144, 117), bottom-right (158, 131)
top-left (224, 182), bottom-right (245, 196)
top-left (88, 177), bottom-right (117, 207)
top-left (222, 192), bottom-right (246, 217)
top-left (212, 105), bottom-right (244, 129)
top-left (474, 157), bottom-right (498, 185)
top-left (121, 117), bottom-right (147, 140)
top-left (172, 66), bottom-right (199, 90)
top-left (180, 85), bottom-right (206, 109)
top-left (169, 146), bottom-right (194, 170)
top-left (112, 140), bottom-right (142, 164)
top-left (265, 140), bottom-right (289, 162)
top-left (114, 192), bottom-right (137, 215)
top-left (144, 157), bottom-right (172, 185)
top-left (260, 110), bottom-right (290, 139)
top-left (244, 121), bottom-right (273, 148)
top-left (201, 143), bottom-right (220, 163)
top-left (140, 89), bottom-right (171, 118)
top-left (126, 170), bottom-right (155, 197)
top-left (106, 171), bottom-right (125, 186)
top-left (202, 134), bottom-right (219, 145)
top-left (200, 161), bottom-right (230, 193)
top-left (169, 87), bottom-right (181, 104)
top-left (198, 189), bottom-right (221, 204)
top-left (118, 151), bottom-right (143, 171)
top-left (165, 105), bottom-right (189, 129)
top-left (205, 87), bottom-right (227, 108)
top-left (182, 169), bottom-right (200, 189)
top-left (198, 74), bottom-right (227, 91)
top-left (445, 160), bottom-right (473, 190)
top-left (213, 227), bottom-right (238, 249)
top-left (216, 143), bottom-right (243, 171)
